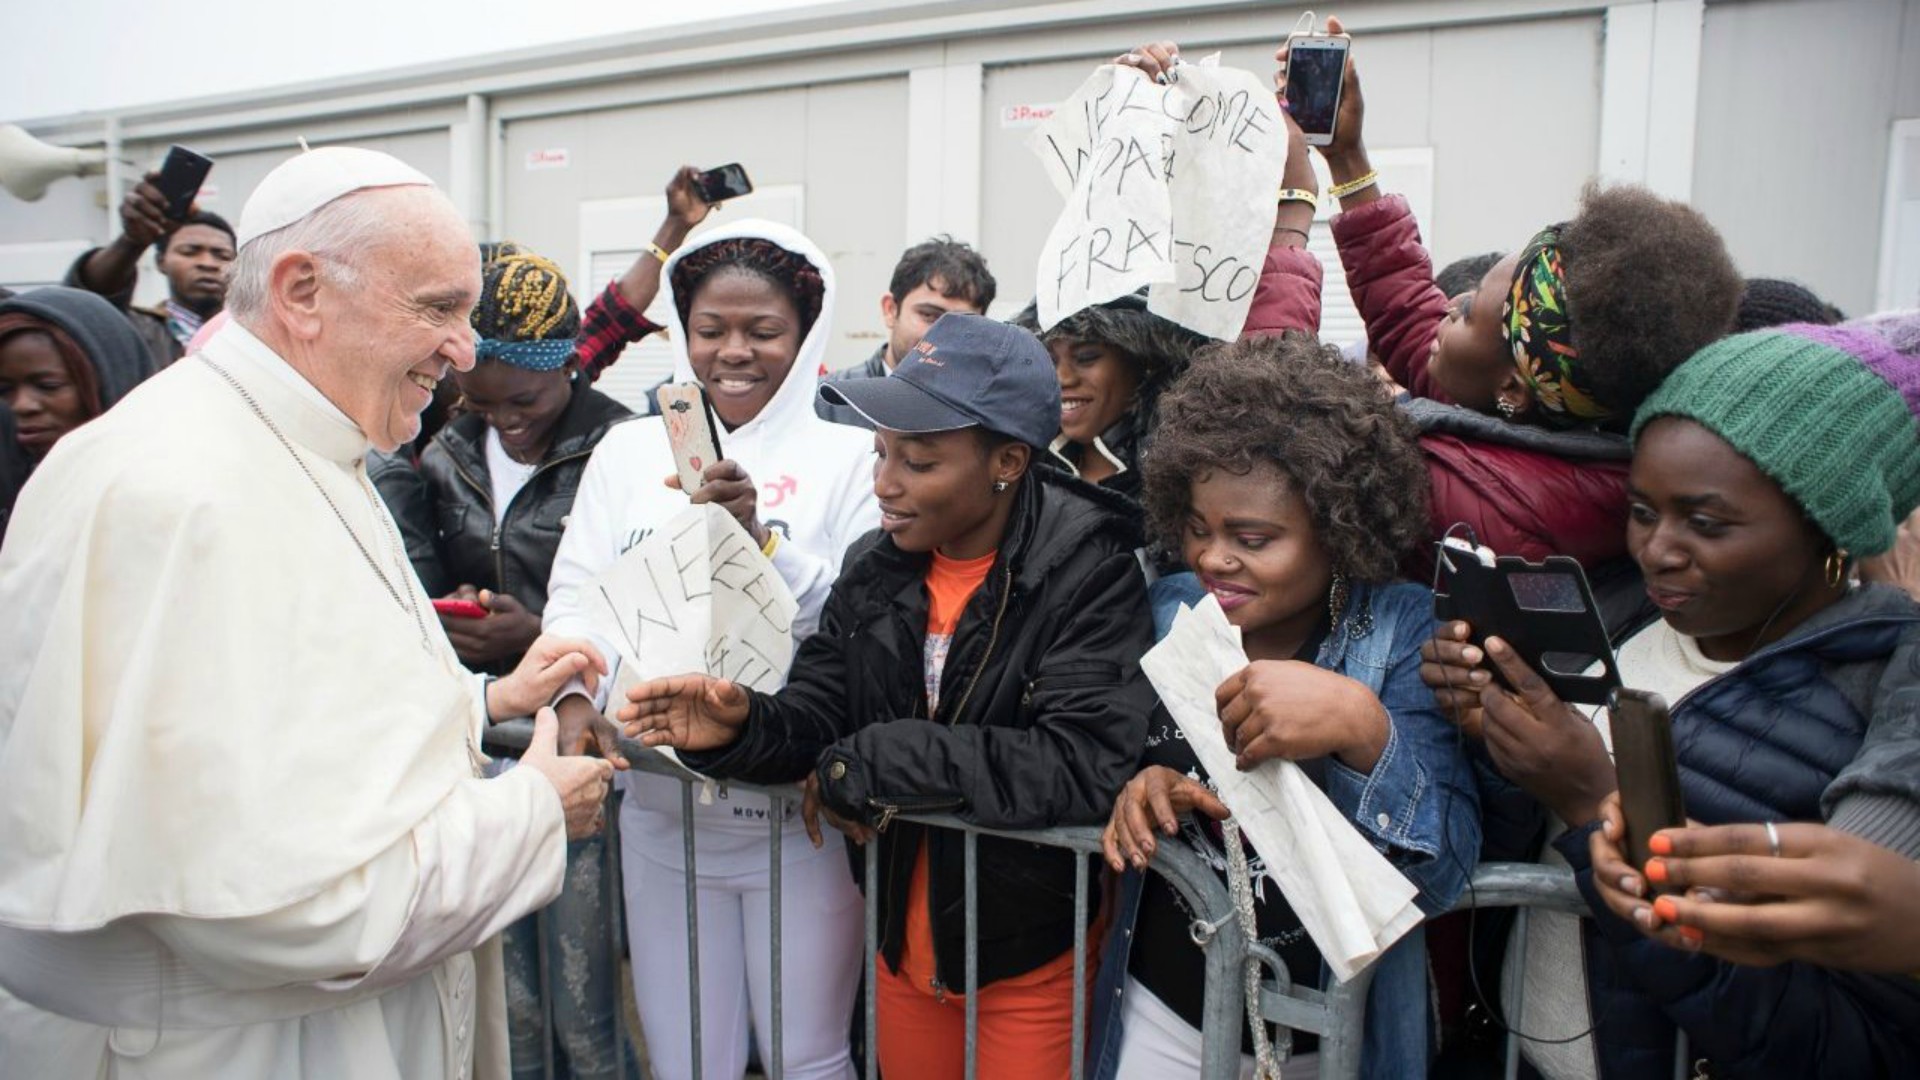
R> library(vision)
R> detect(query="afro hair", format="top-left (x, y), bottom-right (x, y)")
top-left (1558, 183), bottom-right (1742, 421)
top-left (1142, 333), bottom-right (1430, 583)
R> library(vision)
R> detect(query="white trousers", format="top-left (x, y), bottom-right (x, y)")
top-left (620, 807), bottom-right (863, 1080)
top-left (1115, 975), bottom-right (1320, 1080)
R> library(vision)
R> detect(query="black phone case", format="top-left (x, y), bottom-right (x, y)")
top-left (1610, 688), bottom-right (1687, 877)
top-left (695, 165), bottom-right (751, 204)
top-left (154, 145), bottom-right (214, 220)
top-left (1433, 550), bottom-right (1621, 705)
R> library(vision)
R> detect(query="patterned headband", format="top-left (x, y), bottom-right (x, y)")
top-left (1502, 224), bottom-right (1610, 428)
top-left (474, 336), bottom-right (576, 372)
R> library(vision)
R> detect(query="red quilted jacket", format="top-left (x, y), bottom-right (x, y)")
top-left (1243, 198), bottom-right (1629, 573)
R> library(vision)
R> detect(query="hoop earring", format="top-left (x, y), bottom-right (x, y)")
top-left (1328, 572), bottom-right (1349, 628)
top-left (1826, 549), bottom-right (1850, 589)
top-left (992, 480), bottom-right (1009, 494)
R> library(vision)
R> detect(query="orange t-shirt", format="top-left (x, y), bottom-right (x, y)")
top-left (896, 551), bottom-right (1078, 996)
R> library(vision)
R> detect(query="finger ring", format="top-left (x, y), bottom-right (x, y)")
top-left (1765, 820), bottom-right (1782, 858)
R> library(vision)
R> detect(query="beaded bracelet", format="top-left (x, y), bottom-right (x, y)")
top-left (1326, 170), bottom-right (1380, 200)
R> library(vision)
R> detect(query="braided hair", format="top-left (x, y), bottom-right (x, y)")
top-left (472, 250), bottom-right (580, 343)
top-left (670, 239), bottom-right (825, 339)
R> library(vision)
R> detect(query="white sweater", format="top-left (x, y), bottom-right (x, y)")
top-left (543, 220), bottom-right (879, 867)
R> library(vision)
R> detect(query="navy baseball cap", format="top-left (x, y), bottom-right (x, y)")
top-left (819, 312), bottom-right (1061, 447)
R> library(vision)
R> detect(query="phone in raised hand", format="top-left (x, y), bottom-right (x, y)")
top-left (1283, 33), bottom-right (1350, 146)
top-left (694, 164), bottom-right (753, 205)
top-left (153, 145), bottom-right (214, 220)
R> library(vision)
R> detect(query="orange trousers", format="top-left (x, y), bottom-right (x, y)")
top-left (873, 948), bottom-right (1090, 1080)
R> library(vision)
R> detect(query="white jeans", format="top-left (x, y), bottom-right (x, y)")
top-left (621, 803), bottom-right (863, 1080)
top-left (1115, 975), bottom-right (1320, 1080)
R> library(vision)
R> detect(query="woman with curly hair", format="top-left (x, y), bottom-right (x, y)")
top-left (542, 217), bottom-right (878, 1080)
top-left (1090, 337), bottom-right (1482, 1079)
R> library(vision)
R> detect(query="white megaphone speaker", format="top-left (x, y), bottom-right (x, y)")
top-left (0, 124), bottom-right (108, 201)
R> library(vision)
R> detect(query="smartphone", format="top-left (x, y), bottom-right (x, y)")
top-left (657, 382), bottom-right (725, 493)
top-left (1433, 542), bottom-right (1622, 706)
top-left (153, 145), bottom-right (214, 221)
top-left (1283, 34), bottom-right (1350, 146)
top-left (694, 163), bottom-right (753, 205)
top-left (1609, 688), bottom-right (1687, 878)
top-left (432, 598), bottom-right (489, 619)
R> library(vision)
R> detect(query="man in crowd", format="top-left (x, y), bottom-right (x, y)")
top-left (816, 235), bottom-right (995, 427)
top-left (0, 146), bottom-right (614, 1079)
top-left (65, 170), bottom-right (236, 370)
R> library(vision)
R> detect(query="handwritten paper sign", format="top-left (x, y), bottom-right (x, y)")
top-left (1029, 59), bottom-right (1284, 341)
top-left (584, 503), bottom-right (798, 772)
top-left (1140, 595), bottom-right (1422, 981)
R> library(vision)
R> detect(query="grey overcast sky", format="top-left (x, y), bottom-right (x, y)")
top-left (6, 0), bottom-right (828, 122)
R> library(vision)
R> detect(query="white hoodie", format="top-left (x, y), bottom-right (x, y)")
top-left (544, 219), bottom-right (879, 868)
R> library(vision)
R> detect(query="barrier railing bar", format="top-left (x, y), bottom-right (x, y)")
top-left (1071, 854), bottom-right (1088, 1080)
top-left (864, 837), bottom-right (879, 1080)
top-left (680, 779), bottom-right (703, 1080)
top-left (537, 902), bottom-right (556, 1080)
top-left (605, 793), bottom-right (629, 1080)
top-left (490, 727), bottom-right (1640, 1080)
top-left (769, 793), bottom-right (785, 1080)
top-left (963, 829), bottom-right (979, 1080)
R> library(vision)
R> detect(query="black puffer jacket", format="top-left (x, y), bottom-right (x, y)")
top-left (416, 383), bottom-right (630, 629)
top-left (685, 466), bottom-right (1156, 988)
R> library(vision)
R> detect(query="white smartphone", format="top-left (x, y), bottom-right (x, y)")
top-left (1284, 33), bottom-right (1351, 147)
top-left (657, 382), bottom-right (724, 493)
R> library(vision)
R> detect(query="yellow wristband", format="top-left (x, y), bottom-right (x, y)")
top-left (645, 242), bottom-right (673, 264)
top-left (1327, 170), bottom-right (1380, 200)
top-left (1277, 187), bottom-right (1319, 210)
top-left (760, 530), bottom-right (780, 559)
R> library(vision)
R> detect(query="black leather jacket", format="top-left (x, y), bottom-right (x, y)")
top-left (415, 384), bottom-right (631, 625)
top-left (685, 467), bottom-right (1156, 988)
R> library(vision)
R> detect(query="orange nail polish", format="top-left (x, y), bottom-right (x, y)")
top-left (1648, 833), bottom-right (1673, 857)
top-left (1645, 858), bottom-right (1668, 884)
top-left (1653, 896), bottom-right (1679, 924)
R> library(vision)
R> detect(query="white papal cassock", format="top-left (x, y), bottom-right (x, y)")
top-left (0, 320), bottom-right (566, 1078)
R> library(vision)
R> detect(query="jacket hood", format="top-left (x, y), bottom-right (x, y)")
top-left (659, 218), bottom-right (837, 442)
top-left (1010, 290), bottom-right (1213, 388)
top-left (0, 287), bottom-right (154, 411)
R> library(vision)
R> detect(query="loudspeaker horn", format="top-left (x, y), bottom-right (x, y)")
top-left (0, 124), bottom-right (108, 202)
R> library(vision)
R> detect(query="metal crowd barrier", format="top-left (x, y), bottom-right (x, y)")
top-left (486, 720), bottom-right (1672, 1080)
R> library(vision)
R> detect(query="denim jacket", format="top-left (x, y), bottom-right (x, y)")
top-left (1089, 574), bottom-right (1481, 1079)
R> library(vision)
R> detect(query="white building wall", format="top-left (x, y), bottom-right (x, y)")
top-left (1694, 0), bottom-right (1920, 315)
top-left (3, 0), bottom-right (1911, 342)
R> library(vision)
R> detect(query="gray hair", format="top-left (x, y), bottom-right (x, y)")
top-left (224, 187), bottom-right (421, 319)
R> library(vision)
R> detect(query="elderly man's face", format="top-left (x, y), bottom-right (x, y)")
top-left (316, 191), bottom-right (479, 452)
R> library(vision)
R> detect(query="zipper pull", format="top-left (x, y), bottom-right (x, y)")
top-left (490, 524), bottom-right (502, 552)
top-left (871, 802), bottom-right (899, 833)
top-left (929, 977), bottom-right (947, 1004)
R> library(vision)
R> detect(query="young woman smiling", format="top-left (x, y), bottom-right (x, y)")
top-left (541, 219), bottom-right (878, 1080)
top-left (412, 249), bottom-right (635, 1079)
top-left (0, 287), bottom-right (153, 537)
top-left (1091, 336), bottom-right (1480, 1080)
top-left (620, 313), bottom-right (1158, 1080)
top-left (1422, 316), bottom-right (1920, 1078)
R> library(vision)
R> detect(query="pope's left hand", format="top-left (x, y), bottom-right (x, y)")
top-left (488, 635), bottom-right (609, 721)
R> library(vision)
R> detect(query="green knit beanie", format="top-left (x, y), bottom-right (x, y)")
top-left (1631, 318), bottom-right (1920, 557)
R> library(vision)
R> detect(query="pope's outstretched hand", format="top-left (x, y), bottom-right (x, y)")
top-left (521, 706), bottom-right (615, 839)
top-left (487, 635), bottom-right (609, 720)
top-left (617, 674), bottom-right (750, 752)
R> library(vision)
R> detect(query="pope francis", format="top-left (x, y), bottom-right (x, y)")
top-left (0, 147), bottom-right (617, 1078)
